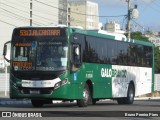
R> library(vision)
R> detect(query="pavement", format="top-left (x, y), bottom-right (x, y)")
top-left (1, 91), bottom-right (160, 105)
top-left (0, 92), bottom-right (31, 105)
top-left (1, 95), bottom-right (160, 105)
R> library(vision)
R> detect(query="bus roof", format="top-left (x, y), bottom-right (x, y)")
top-left (13, 26), bottom-right (67, 29)
top-left (70, 28), bottom-right (153, 47)
top-left (12, 26), bottom-right (153, 47)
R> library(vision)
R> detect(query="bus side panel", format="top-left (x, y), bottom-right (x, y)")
top-left (79, 63), bottom-right (105, 98)
top-left (82, 63), bottom-right (112, 99)
top-left (134, 67), bottom-right (152, 96)
top-left (112, 65), bottom-right (131, 98)
top-left (52, 84), bottom-right (82, 99)
top-left (112, 65), bottom-right (152, 98)
top-left (95, 64), bottom-right (112, 98)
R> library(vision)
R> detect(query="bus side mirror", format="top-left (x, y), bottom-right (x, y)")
top-left (3, 41), bottom-right (11, 62)
top-left (3, 45), bottom-right (7, 56)
top-left (71, 44), bottom-right (81, 65)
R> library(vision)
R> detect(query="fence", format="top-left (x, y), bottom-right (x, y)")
top-left (154, 74), bottom-right (160, 91)
top-left (0, 73), bottom-right (9, 97)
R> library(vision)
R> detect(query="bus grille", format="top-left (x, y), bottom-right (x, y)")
top-left (19, 87), bottom-right (54, 94)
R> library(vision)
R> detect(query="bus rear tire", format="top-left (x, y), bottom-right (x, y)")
top-left (125, 83), bottom-right (135, 104)
top-left (31, 100), bottom-right (44, 107)
top-left (77, 84), bottom-right (90, 107)
top-left (117, 98), bottom-right (125, 104)
top-left (117, 83), bottom-right (135, 104)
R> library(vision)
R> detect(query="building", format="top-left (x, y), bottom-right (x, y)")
top-left (68, 0), bottom-right (99, 30)
top-left (145, 31), bottom-right (160, 48)
top-left (58, 0), bottom-right (68, 25)
top-left (33, 0), bottom-right (67, 26)
top-left (105, 21), bottom-right (125, 34)
top-left (0, 0), bottom-right (67, 57)
top-left (0, 58), bottom-right (5, 69)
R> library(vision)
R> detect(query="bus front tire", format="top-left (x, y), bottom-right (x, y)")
top-left (92, 99), bottom-right (98, 105)
top-left (77, 84), bottom-right (90, 107)
top-left (31, 100), bottom-right (44, 107)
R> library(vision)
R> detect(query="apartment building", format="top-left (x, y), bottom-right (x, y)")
top-left (0, 0), bottom-right (67, 57)
top-left (68, 0), bottom-right (99, 30)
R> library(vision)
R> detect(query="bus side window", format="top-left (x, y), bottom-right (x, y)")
top-left (128, 44), bottom-right (136, 66)
top-left (108, 40), bottom-right (117, 65)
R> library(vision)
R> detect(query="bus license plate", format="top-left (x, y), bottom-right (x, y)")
top-left (30, 90), bottom-right (40, 94)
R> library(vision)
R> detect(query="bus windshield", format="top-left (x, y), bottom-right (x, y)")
top-left (12, 38), bottom-right (68, 71)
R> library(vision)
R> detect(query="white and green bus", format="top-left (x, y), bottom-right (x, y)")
top-left (3, 26), bottom-right (154, 107)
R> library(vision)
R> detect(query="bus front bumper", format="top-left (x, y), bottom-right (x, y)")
top-left (10, 83), bottom-right (83, 100)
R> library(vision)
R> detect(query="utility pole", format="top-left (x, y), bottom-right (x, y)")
top-left (68, 7), bottom-right (71, 26)
top-left (30, 0), bottom-right (32, 26)
top-left (127, 0), bottom-right (131, 39)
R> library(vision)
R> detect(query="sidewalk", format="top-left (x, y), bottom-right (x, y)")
top-left (0, 97), bottom-right (31, 105)
top-left (0, 93), bottom-right (31, 105)
top-left (135, 97), bottom-right (160, 100)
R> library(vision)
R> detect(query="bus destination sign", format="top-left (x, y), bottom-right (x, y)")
top-left (19, 29), bottom-right (61, 36)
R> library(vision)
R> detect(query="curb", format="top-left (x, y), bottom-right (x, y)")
top-left (134, 97), bottom-right (160, 100)
top-left (0, 98), bottom-right (64, 105)
top-left (0, 99), bottom-right (31, 105)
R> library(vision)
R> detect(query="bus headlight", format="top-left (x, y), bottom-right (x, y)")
top-left (54, 79), bottom-right (68, 90)
top-left (61, 79), bottom-right (68, 86)
top-left (54, 82), bottom-right (61, 89)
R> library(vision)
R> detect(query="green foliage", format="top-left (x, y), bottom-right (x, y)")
top-left (154, 46), bottom-right (160, 73)
top-left (131, 32), bottom-right (149, 42)
top-left (125, 32), bottom-right (149, 42)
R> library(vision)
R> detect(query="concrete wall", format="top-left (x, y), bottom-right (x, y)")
top-left (0, 73), bottom-right (9, 97)
top-left (154, 74), bottom-right (160, 91)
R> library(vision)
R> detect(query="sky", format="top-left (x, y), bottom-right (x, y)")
top-left (0, 0), bottom-right (160, 58)
top-left (92, 0), bottom-right (160, 31)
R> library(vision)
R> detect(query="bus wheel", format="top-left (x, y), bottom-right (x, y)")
top-left (125, 84), bottom-right (135, 104)
top-left (117, 84), bottom-right (135, 104)
top-left (117, 98), bottom-right (125, 104)
top-left (92, 99), bottom-right (97, 105)
top-left (31, 100), bottom-right (44, 107)
top-left (77, 84), bottom-right (90, 107)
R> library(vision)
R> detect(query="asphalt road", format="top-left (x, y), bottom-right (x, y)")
top-left (0, 99), bottom-right (160, 120)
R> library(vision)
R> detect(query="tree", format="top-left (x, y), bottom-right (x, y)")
top-left (125, 31), bottom-right (149, 42)
top-left (154, 47), bottom-right (160, 73)
top-left (128, 31), bottom-right (160, 73)
top-left (130, 32), bottom-right (149, 42)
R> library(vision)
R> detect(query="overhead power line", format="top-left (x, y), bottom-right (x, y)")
top-left (1, 8), bottom-right (30, 21)
top-left (0, 2), bottom-right (58, 23)
top-left (0, 2), bottom-right (29, 14)
top-left (34, 0), bottom-right (126, 18)
top-left (0, 7), bottom-right (47, 26)
top-left (0, 19), bottom-right (17, 27)
top-left (3, 0), bottom-right (29, 10)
